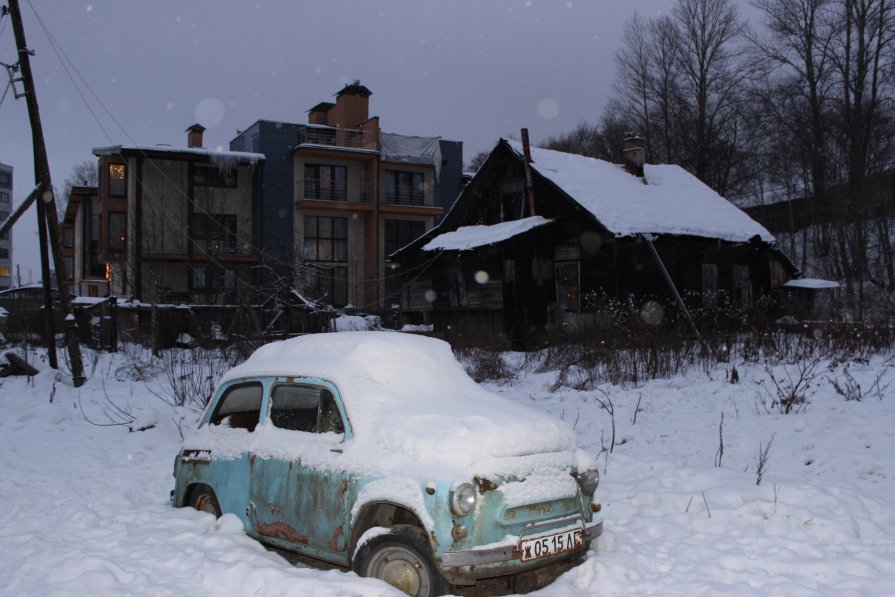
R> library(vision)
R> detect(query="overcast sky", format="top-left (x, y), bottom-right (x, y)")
top-left (1, 0), bottom-right (747, 282)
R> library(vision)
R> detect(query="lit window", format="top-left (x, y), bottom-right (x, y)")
top-left (109, 164), bottom-right (126, 196)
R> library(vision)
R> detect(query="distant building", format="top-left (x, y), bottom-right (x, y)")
top-left (67, 126), bottom-right (267, 304)
top-left (0, 162), bottom-right (12, 291)
top-left (230, 81), bottom-right (463, 308)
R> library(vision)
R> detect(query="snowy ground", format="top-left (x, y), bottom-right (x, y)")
top-left (1, 339), bottom-right (894, 596)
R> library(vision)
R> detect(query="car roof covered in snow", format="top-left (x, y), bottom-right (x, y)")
top-left (218, 331), bottom-right (576, 470)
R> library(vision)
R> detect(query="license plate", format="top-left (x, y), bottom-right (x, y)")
top-left (519, 528), bottom-right (583, 562)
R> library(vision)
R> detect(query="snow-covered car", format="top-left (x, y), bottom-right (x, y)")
top-left (171, 332), bottom-right (602, 596)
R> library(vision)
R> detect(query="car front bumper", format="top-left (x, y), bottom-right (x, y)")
top-left (440, 517), bottom-right (602, 575)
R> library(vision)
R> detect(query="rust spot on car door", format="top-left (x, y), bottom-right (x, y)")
top-left (329, 525), bottom-right (344, 550)
top-left (255, 521), bottom-right (309, 544)
top-left (339, 479), bottom-right (349, 505)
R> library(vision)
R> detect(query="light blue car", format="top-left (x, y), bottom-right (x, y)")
top-left (172, 332), bottom-right (602, 596)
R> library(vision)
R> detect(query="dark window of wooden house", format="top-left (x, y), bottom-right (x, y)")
top-left (702, 263), bottom-right (718, 309)
top-left (63, 227), bottom-right (74, 248)
top-left (555, 261), bottom-right (580, 312)
top-left (501, 180), bottom-right (525, 221)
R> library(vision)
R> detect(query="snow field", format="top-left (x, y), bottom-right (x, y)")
top-left (1, 345), bottom-right (894, 595)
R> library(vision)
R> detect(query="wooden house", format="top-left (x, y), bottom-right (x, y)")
top-left (391, 135), bottom-right (797, 346)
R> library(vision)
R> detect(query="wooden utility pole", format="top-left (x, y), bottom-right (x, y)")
top-left (8, 0), bottom-right (85, 386)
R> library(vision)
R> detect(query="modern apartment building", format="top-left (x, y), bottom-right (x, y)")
top-left (230, 82), bottom-right (463, 309)
top-left (66, 126), bottom-right (266, 304)
top-left (0, 162), bottom-right (12, 290)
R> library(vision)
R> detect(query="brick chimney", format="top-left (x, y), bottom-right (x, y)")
top-left (330, 80), bottom-right (372, 128)
top-left (623, 132), bottom-right (646, 178)
top-left (186, 123), bottom-right (206, 148)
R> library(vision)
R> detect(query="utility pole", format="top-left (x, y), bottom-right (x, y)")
top-left (8, 0), bottom-right (85, 386)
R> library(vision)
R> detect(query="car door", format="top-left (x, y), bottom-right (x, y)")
top-left (248, 378), bottom-right (353, 565)
top-left (177, 380), bottom-right (264, 525)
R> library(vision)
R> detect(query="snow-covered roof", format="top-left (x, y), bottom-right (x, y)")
top-left (92, 145), bottom-right (265, 163)
top-left (423, 216), bottom-right (552, 252)
top-left (504, 139), bottom-right (774, 243)
top-left (217, 331), bottom-right (576, 472)
top-left (782, 278), bottom-right (839, 289)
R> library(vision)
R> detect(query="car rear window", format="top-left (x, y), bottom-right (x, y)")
top-left (269, 384), bottom-right (344, 435)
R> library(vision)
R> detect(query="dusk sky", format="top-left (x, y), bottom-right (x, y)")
top-left (1, 0), bottom-right (756, 281)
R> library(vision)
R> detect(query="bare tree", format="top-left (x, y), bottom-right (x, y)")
top-left (60, 159), bottom-right (99, 217)
top-left (466, 151), bottom-right (490, 173)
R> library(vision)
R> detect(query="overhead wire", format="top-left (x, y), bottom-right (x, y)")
top-left (23, 0), bottom-right (444, 310)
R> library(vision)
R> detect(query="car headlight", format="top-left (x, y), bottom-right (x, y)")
top-left (581, 468), bottom-right (600, 494)
top-left (450, 483), bottom-right (477, 516)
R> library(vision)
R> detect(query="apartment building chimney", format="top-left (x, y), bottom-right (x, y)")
top-left (331, 80), bottom-right (372, 128)
top-left (186, 123), bottom-right (206, 148)
top-left (623, 132), bottom-right (646, 178)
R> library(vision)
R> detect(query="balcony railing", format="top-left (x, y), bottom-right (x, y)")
top-left (385, 191), bottom-right (426, 206)
top-left (297, 126), bottom-right (379, 152)
top-left (299, 179), bottom-right (374, 203)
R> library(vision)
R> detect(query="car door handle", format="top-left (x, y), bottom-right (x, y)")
top-left (330, 448), bottom-right (343, 454)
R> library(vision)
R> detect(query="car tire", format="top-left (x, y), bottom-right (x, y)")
top-left (352, 526), bottom-right (449, 597)
top-left (188, 485), bottom-right (222, 517)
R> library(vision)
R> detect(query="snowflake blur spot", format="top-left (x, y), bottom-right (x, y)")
top-left (425, 290), bottom-right (437, 303)
top-left (474, 270), bottom-right (490, 285)
top-left (86, 4), bottom-right (93, 11)
top-left (580, 231), bottom-right (602, 254)
top-left (537, 98), bottom-right (560, 120)
top-left (194, 98), bottom-right (225, 128)
top-left (277, 209), bottom-right (287, 219)
top-left (640, 301), bottom-right (664, 326)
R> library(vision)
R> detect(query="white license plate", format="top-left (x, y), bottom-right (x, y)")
top-left (519, 528), bottom-right (583, 562)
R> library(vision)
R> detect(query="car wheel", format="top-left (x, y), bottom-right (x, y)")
top-left (189, 485), bottom-right (221, 517)
top-left (352, 527), bottom-right (448, 597)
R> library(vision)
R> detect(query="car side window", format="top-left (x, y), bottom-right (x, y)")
top-left (269, 383), bottom-right (345, 435)
top-left (210, 382), bottom-right (263, 431)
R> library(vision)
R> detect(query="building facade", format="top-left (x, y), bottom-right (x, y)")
top-left (230, 82), bottom-right (463, 308)
top-left (73, 127), bottom-right (265, 304)
top-left (0, 162), bottom-right (12, 290)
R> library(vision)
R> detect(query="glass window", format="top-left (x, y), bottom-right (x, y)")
top-left (0, 267), bottom-right (10, 278)
top-left (108, 211), bottom-right (126, 253)
top-left (384, 219), bottom-right (425, 256)
top-left (192, 164), bottom-right (237, 188)
top-left (386, 170), bottom-right (424, 205)
top-left (192, 213), bottom-right (238, 253)
top-left (192, 265), bottom-right (236, 291)
top-left (63, 227), bottom-right (74, 248)
top-left (210, 382), bottom-right (263, 431)
top-left (0, 172), bottom-right (10, 186)
top-left (108, 164), bottom-right (126, 197)
top-left (304, 164), bottom-right (347, 201)
top-left (555, 261), bottom-right (580, 313)
top-left (269, 384), bottom-right (344, 435)
top-left (0, 191), bottom-right (9, 203)
top-left (302, 215), bottom-right (348, 305)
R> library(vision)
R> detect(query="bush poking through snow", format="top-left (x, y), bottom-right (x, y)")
top-left (156, 345), bottom-right (243, 409)
top-left (755, 434), bottom-right (775, 486)
top-left (455, 347), bottom-right (516, 382)
top-left (758, 357), bottom-right (822, 414)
